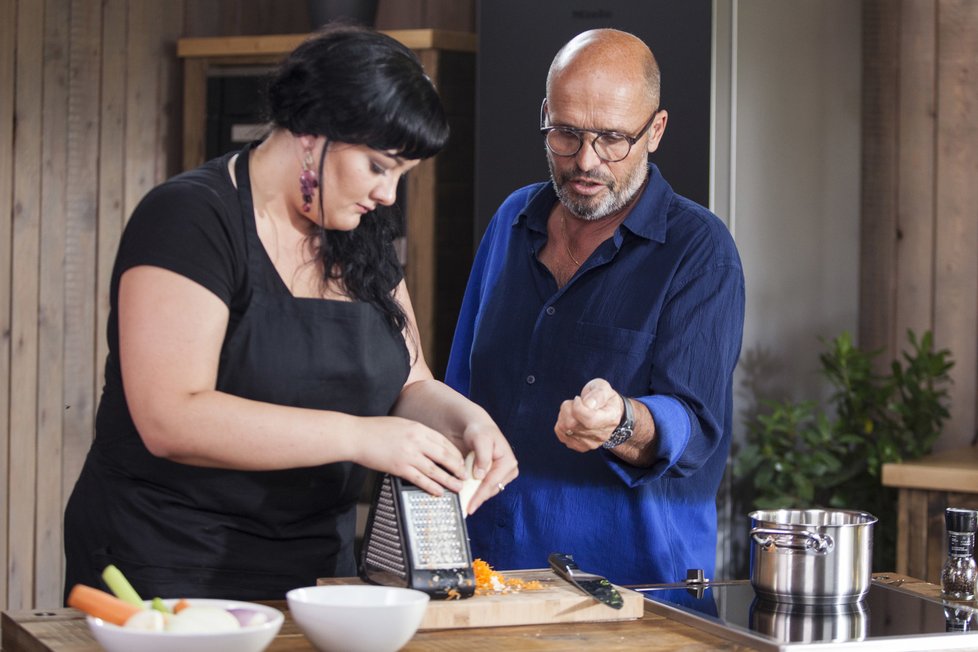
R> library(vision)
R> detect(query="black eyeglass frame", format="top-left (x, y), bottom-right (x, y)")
top-left (538, 98), bottom-right (661, 163)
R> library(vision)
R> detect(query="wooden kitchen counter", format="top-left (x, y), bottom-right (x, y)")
top-left (2, 598), bottom-right (752, 652)
top-left (882, 445), bottom-right (978, 583)
top-left (0, 575), bottom-right (960, 652)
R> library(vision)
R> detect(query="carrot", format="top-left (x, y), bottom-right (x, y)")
top-left (173, 598), bottom-right (191, 614)
top-left (67, 584), bottom-right (142, 626)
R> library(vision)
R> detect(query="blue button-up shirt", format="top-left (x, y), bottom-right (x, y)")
top-left (446, 164), bottom-right (745, 585)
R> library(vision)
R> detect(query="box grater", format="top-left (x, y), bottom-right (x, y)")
top-left (358, 474), bottom-right (476, 599)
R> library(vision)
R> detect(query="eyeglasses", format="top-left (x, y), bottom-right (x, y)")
top-left (539, 98), bottom-right (659, 163)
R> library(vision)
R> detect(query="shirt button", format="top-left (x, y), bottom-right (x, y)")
top-left (526, 375), bottom-right (536, 384)
top-left (545, 306), bottom-right (555, 315)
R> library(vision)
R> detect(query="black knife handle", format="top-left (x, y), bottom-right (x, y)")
top-left (548, 552), bottom-right (579, 579)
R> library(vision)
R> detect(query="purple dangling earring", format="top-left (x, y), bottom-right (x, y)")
top-left (300, 148), bottom-right (319, 213)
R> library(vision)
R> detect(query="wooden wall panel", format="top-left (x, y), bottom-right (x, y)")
top-left (36, 0), bottom-right (70, 610)
top-left (0, 0), bottom-right (16, 614)
top-left (157, 4), bottom-right (185, 181)
top-left (240, 0), bottom-right (312, 34)
top-left (405, 51), bottom-right (440, 366)
top-left (10, 0), bottom-right (44, 612)
top-left (934, 0), bottom-right (978, 451)
top-left (1, 0), bottom-right (314, 613)
top-left (895, 0), bottom-right (936, 341)
top-left (184, 0), bottom-right (311, 36)
top-left (376, 0), bottom-right (474, 32)
top-left (92, 0), bottom-right (127, 451)
top-left (53, 0), bottom-right (102, 609)
top-left (860, 0), bottom-right (900, 362)
top-left (862, 0), bottom-right (978, 452)
top-left (124, 3), bottom-right (166, 219)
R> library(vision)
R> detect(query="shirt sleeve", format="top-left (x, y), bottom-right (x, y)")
top-left (604, 244), bottom-right (745, 485)
top-left (116, 177), bottom-right (240, 305)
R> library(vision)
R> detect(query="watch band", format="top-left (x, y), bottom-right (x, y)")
top-left (602, 392), bottom-right (635, 449)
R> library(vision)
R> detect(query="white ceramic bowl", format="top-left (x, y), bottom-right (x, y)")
top-left (86, 598), bottom-right (283, 652)
top-left (286, 585), bottom-right (429, 652)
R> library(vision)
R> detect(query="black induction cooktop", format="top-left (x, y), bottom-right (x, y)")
top-left (637, 578), bottom-right (978, 651)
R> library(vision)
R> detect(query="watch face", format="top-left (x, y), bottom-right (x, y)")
top-left (603, 425), bottom-right (634, 449)
top-left (616, 426), bottom-right (634, 441)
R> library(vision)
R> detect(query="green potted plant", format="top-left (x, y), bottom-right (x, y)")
top-left (733, 330), bottom-right (954, 572)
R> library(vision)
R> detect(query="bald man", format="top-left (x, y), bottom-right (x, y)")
top-left (446, 29), bottom-right (745, 585)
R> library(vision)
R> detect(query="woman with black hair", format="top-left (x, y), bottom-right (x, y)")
top-left (63, 24), bottom-right (517, 601)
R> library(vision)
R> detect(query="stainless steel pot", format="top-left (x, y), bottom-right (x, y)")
top-left (749, 508), bottom-right (877, 605)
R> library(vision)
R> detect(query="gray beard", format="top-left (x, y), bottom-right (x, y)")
top-left (547, 151), bottom-right (649, 221)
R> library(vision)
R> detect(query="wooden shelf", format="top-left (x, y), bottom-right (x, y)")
top-left (881, 445), bottom-right (978, 584)
top-left (177, 29), bottom-right (476, 59)
top-left (882, 445), bottom-right (978, 493)
top-left (176, 31), bottom-right (476, 375)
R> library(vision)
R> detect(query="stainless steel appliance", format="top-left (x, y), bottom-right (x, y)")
top-left (749, 508), bottom-right (878, 605)
top-left (358, 474), bottom-right (476, 599)
top-left (639, 577), bottom-right (978, 651)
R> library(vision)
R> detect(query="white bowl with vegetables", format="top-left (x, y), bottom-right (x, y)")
top-left (67, 564), bottom-right (282, 652)
top-left (84, 597), bottom-right (283, 652)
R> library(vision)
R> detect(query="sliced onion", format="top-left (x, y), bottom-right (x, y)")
top-left (226, 608), bottom-right (269, 627)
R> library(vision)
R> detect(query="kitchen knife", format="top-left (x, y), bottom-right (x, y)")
top-left (548, 552), bottom-right (624, 609)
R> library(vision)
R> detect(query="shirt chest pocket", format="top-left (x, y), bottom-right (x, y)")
top-left (574, 321), bottom-right (655, 354)
top-left (571, 322), bottom-right (655, 388)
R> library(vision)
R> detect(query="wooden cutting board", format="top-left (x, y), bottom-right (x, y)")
top-left (318, 569), bottom-right (644, 629)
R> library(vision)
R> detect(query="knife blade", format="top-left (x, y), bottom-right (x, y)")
top-left (548, 552), bottom-right (624, 609)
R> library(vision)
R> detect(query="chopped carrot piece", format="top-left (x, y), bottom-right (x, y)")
top-left (67, 584), bottom-right (142, 626)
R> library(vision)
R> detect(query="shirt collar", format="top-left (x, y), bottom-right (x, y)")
top-left (516, 163), bottom-right (673, 244)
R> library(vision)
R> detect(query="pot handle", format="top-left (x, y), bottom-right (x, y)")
top-left (750, 527), bottom-right (834, 554)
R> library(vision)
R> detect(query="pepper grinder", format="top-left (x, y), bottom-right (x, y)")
top-left (941, 507), bottom-right (978, 600)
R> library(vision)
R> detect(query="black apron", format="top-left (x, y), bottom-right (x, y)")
top-left (64, 146), bottom-right (410, 600)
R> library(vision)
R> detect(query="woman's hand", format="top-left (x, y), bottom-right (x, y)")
top-left (352, 417), bottom-right (467, 497)
top-left (385, 279), bottom-right (518, 511)
top-left (458, 422), bottom-right (518, 515)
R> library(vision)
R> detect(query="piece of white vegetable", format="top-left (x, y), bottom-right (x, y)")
top-left (166, 606), bottom-right (241, 633)
top-left (123, 608), bottom-right (166, 631)
top-left (458, 451), bottom-right (480, 516)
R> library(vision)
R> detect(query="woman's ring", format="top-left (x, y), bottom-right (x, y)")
top-left (497, 483), bottom-right (506, 492)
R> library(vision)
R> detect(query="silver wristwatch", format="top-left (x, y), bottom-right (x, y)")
top-left (602, 392), bottom-right (635, 449)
